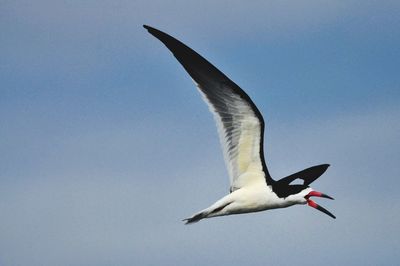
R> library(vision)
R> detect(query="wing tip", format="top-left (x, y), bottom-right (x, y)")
top-left (143, 25), bottom-right (164, 37)
top-left (142, 24), bottom-right (176, 48)
top-left (143, 24), bottom-right (156, 34)
top-left (321, 163), bottom-right (330, 172)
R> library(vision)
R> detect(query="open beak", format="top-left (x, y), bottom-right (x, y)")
top-left (305, 191), bottom-right (336, 219)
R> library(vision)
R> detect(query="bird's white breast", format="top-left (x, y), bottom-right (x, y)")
top-left (224, 184), bottom-right (286, 214)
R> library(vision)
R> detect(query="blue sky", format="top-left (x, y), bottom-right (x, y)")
top-left (1, 1), bottom-right (400, 265)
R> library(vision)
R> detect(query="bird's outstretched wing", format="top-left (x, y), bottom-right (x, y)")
top-left (144, 25), bottom-right (274, 191)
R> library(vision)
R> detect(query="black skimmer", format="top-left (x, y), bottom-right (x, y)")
top-left (144, 25), bottom-right (335, 224)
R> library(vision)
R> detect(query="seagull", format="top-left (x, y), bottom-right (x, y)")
top-left (144, 25), bottom-right (335, 224)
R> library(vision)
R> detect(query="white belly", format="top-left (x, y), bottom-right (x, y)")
top-left (215, 185), bottom-right (296, 216)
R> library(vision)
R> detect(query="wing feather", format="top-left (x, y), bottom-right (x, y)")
top-left (144, 25), bottom-right (274, 191)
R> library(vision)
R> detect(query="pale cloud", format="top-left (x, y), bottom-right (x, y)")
top-left (0, 103), bottom-right (398, 265)
top-left (1, 0), bottom-right (384, 49)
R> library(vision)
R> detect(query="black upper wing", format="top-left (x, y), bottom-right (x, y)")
top-left (277, 164), bottom-right (330, 186)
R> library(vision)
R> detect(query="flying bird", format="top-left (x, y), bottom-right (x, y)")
top-left (144, 25), bottom-right (335, 224)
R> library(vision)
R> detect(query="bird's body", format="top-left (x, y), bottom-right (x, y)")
top-left (185, 176), bottom-right (313, 224)
top-left (144, 25), bottom-right (335, 223)
top-left (195, 184), bottom-right (311, 218)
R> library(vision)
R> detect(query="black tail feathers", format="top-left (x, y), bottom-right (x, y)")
top-left (183, 212), bottom-right (206, 225)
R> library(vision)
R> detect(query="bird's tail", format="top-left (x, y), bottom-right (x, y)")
top-left (183, 211), bottom-right (207, 224)
top-left (183, 201), bottom-right (232, 224)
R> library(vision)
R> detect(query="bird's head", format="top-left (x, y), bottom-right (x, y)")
top-left (285, 187), bottom-right (335, 219)
top-left (304, 189), bottom-right (335, 219)
top-left (302, 188), bottom-right (336, 219)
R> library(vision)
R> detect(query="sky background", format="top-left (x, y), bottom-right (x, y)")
top-left (1, 1), bottom-right (400, 265)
